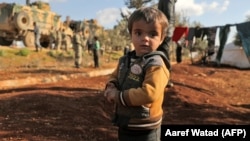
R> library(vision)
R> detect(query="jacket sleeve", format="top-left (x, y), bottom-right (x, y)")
top-left (116, 64), bottom-right (169, 106)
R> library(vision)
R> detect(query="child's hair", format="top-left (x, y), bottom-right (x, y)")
top-left (128, 7), bottom-right (169, 39)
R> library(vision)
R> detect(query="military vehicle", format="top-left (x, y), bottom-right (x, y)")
top-left (68, 18), bottom-right (103, 46)
top-left (0, 0), bottom-right (73, 47)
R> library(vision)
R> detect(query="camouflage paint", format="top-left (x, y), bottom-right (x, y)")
top-left (0, 1), bottom-right (73, 47)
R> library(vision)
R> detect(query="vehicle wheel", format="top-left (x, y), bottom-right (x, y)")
top-left (0, 37), bottom-right (13, 46)
top-left (23, 31), bottom-right (35, 47)
top-left (41, 41), bottom-right (49, 48)
top-left (14, 12), bottom-right (31, 30)
top-left (65, 35), bottom-right (72, 48)
top-left (83, 26), bottom-right (90, 39)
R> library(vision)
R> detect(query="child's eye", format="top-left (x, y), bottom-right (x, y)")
top-left (149, 32), bottom-right (158, 37)
top-left (134, 31), bottom-right (142, 36)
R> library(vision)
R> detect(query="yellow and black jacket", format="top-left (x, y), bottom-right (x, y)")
top-left (108, 50), bottom-right (170, 130)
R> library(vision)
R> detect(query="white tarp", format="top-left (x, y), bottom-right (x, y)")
top-left (210, 42), bottom-right (250, 69)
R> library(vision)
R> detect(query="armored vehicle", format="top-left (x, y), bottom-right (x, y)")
top-left (0, 0), bottom-right (73, 47)
top-left (69, 19), bottom-right (103, 46)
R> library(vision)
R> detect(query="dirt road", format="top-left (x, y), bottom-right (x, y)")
top-left (0, 58), bottom-right (249, 140)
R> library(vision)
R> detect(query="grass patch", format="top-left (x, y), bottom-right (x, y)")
top-left (0, 50), bottom-right (5, 56)
top-left (0, 47), bottom-right (123, 69)
top-left (16, 48), bottom-right (30, 56)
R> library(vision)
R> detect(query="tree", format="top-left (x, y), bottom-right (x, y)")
top-left (124, 0), bottom-right (153, 9)
top-left (234, 16), bottom-right (250, 46)
top-left (111, 0), bottom-right (198, 53)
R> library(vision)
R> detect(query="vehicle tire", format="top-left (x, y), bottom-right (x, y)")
top-left (14, 12), bottom-right (31, 30)
top-left (0, 37), bottom-right (13, 46)
top-left (83, 26), bottom-right (90, 39)
top-left (23, 31), bottom-right (35, 47)
top-left (41, 41), bottom-right (49, 48)
top-left (65, 35), bottom-right (72, 49)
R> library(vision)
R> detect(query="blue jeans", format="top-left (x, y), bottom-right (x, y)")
top-left (118, 127), bottom-right (161, 141)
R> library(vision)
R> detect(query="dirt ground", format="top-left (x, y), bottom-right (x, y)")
top-left (0, 47), bottom-right (250, 141)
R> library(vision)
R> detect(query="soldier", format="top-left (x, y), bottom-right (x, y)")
top-left (72, 29), bottom-right (84, 68)
top-left (86, 37), bottom-right (93, 55)
top-left (33, 22), bottom-right (42, 52)
top-left (49, 26), bottom-right (56, 50)
top-left (61, 29), bottom-right (71, 51)
top-left (61, 29), bottom-right (67, 51)
top-left (55, 28), bottom-right (62, 50)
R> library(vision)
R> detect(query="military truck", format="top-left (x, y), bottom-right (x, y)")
top-left (0, 0), bottom-right (73, 47)
top-left (68, 19), bottom-right (103, 47)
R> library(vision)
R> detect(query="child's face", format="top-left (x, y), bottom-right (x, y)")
top-left (131, 19), bottom-right (164, 56)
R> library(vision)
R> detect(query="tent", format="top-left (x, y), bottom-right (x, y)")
top-left (210, 42), bottom-right (250, 69)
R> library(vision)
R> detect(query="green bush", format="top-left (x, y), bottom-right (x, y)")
top-left (0, 50), bottom-right (4, 56)
top-left (48, 50), bottom-right (74, 59)
top-left (191, 38), bottom-right (207, 53)
top-left (47, 50), bottom-right (56, 58)
top-left (16, 48), bottom-right (30, 56)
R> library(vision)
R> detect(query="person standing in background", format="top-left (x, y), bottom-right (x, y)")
top-left (33, 22), bottom-right (42, 52)
top-left (61, 29), bottom-right (70, 51)
top-left (123, 45), bottom-right (129, 55)
top-left (49, 26), bottom-right (56, 50)
top-left (176, 35), bottom-right (187, 63)
top-left (92, 36), bottom-right (100, 68)
top-left (86, 37), bottom-right (93, 55)
top-left (55, 28), bottom-right (62, 51)
top-left (72, 29), bottom-right (84, 68)
top-left (157, 0), bottom-right (177, 87)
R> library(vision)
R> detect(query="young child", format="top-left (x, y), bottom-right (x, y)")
top-left (104, 7), bottom-right (170, 141)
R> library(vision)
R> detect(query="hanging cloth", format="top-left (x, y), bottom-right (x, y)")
top-left (201, 28), bottom-right (209, 40)
top-left (186, 27), bottom-right (195, 41)
top-left (216, 25), bottom-right (231, 65)
top-left (206, 27), bottom-right (218, 56)
top-left (236, 21), bottom-right (250, 63)
top-left (172, 27), bottom-right (189, 42)
top-left (194, 26), bottom-right (203, 38)
top-left (185, 27), bottom-right (195, 48)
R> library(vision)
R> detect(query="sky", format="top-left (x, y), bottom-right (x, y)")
top-left (1, 0), bottom-right (250, 44)
top-left (2, 0), bottom-right (250, 29)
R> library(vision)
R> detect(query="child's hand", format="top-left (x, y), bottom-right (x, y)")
top-left (104, 82), bottom-right (116, 97)
top-left (104, 88), bottom-right (119, 103)
top-left (106, 82), bottom-right (116, 89)
top-left (107, 89), bottom-right (119, 103)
